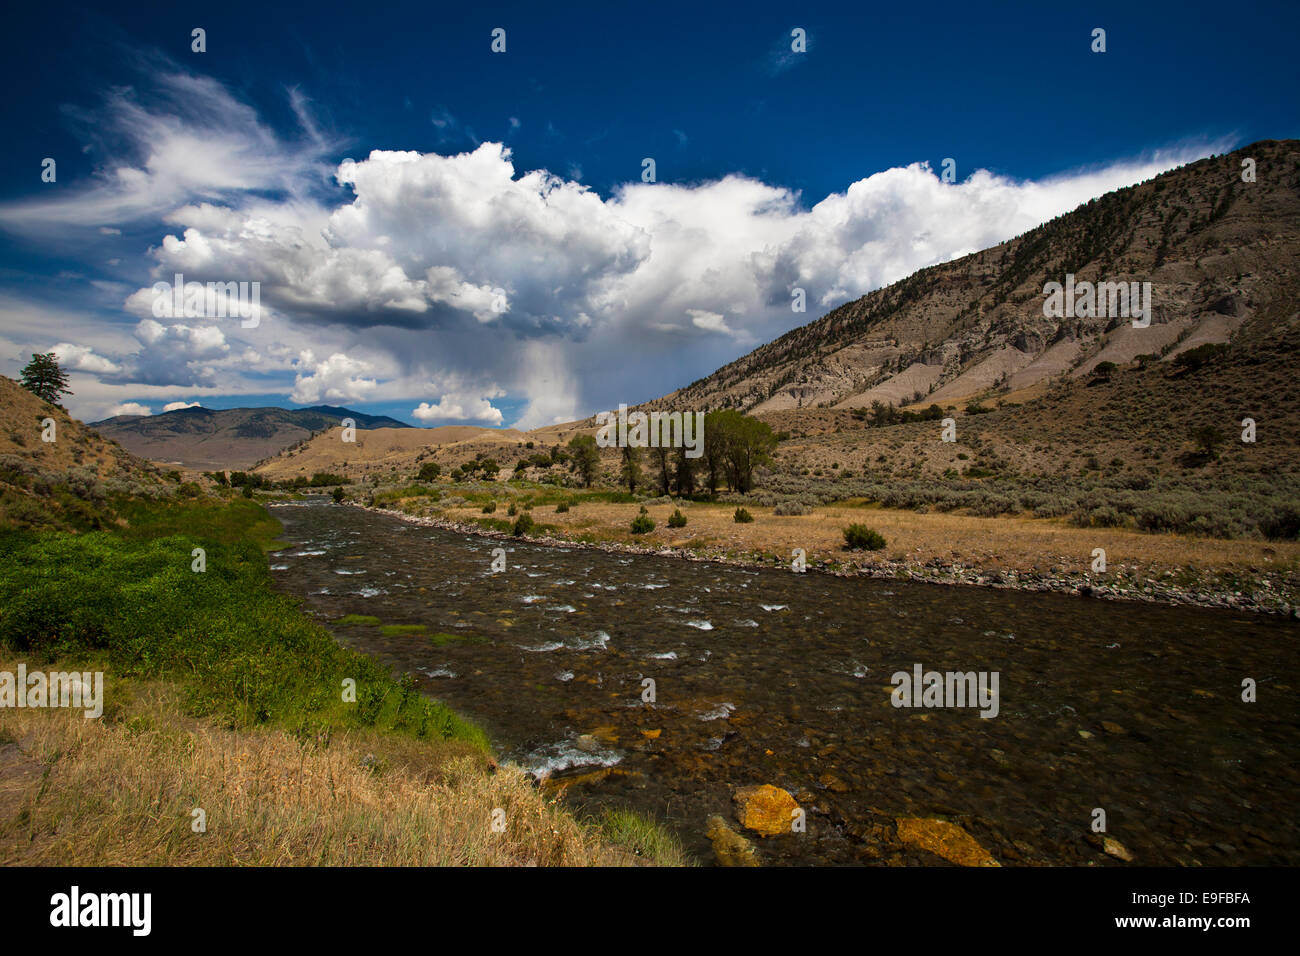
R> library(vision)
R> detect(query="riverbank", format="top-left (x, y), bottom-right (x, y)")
top-left (0, 496), bottom-right (687, 866)
top-left (358, 489), bottom-right (1300, 616)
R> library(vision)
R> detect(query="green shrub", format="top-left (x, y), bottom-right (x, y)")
top-left (733, 507), bottom-right (754, 524)
top-left (667, 508), bottom-right (687, 528)
top-left (843, 524), bottom-right (886, 550)
top-left (512, 513), bottom-right (535, 537)
top-left (555, 501), bottom-right (570, 513)
top-left (482, 500), bottom-right (497, 513)
top-left (1261, 507), bottom-right (1300, 541)
top-left (631, 506), bottom-right (655, 535)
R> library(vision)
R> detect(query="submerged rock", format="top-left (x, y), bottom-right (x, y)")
top-left (895, 817), bottom-right (1000, 867)
top-left (1103, 837), bottom-right (1135, 862)
top-left (707, 815), bottom-right (760, 867)
top-left (734, 784), bottom-right (800, 837)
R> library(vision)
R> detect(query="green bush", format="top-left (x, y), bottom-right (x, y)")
top-left (843, 524), bottom-right (886, 550)
top-left (512, 513), bottom-right (535, 537)
top-left (631, 506), bottom-right (655, 535)
top-left (482, 500), bottom-right (497, 514)
top-left (667, 508), bottom-right (687, 528)
top-left (733, 507), bottom-right (754, 523)
top-left (555, 501), bottom-right (570, 513)
top-left (1260, 507), bottom-right (1300, 541)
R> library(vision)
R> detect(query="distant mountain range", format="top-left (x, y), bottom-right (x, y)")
top-left (88, 405), bottom-right (412, 470)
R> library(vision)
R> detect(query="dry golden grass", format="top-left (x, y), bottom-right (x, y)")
top-left (0, 666), bottom-right (648, 866)
top-left (445, 499), bottom-right (1300, 579)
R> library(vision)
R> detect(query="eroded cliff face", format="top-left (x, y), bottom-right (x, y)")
top-left (649, 141), bottom-right (1299, 417)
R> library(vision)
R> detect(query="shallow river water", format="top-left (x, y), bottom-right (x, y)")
top-left (269, 498), bottom-right (1299, 866)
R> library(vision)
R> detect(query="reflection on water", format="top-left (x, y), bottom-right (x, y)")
top-left (269, 498), bottom-right (1299, 865)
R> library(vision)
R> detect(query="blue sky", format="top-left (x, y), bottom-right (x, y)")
top-left (0, 0), bottom-right (1296, 426)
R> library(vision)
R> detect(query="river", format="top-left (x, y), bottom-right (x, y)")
top-left (268, 497), bottom-right (1299, 866)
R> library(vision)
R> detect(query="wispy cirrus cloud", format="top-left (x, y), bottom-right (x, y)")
top-left (0, 66), bottom-right (334, 234)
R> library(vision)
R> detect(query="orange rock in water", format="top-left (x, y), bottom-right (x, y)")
top-left (895, 817), bottom-right (1000, 867)
top-left (640, 729), bottom-right (662, 739)
top-left (733, 784), bottom-right (799, 837)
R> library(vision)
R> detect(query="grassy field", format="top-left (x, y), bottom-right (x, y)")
top-left (0, 496), bottom-right (687, 866)
top-left (367, 480), bottom-right (1300, 610)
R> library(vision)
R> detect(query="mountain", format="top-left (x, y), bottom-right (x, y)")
top-left (250, 140), bottom-right (1300, 539)
top-left (580, 139), bottom-right (1298, 539)
top-left (654, 139), bottom-right (1299, 417)
top-left (0, 376), bottom-right (169, 530)
top-left (252, 424), bottom-right (530, 483)
top-left (88, 404), bottom-right (413, 471)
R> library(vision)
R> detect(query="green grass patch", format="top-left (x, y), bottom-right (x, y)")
top-left (379, 624), bottom-right (428, 637)
top-left (0, 497), bottom-right (488, 750)
top-left (596, 808), bottom-right (693, 866)
top-left (429, 631), bottom-right (490, 647)
top-left (370, 484), bottom-right (441, 507)
top-left (336, 614), bottom-right (382, 627)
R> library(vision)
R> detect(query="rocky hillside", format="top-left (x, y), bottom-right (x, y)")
top-left (90, 404), bottom-right (412, 470)
top-left (0, 376), bottom-right (170, 530)
top-left (653, 140), bottom-right (1299, 416)
top-left (253, 424), bottom-right (533, 483)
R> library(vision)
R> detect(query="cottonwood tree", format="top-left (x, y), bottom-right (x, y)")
top-left (672, 445), bottom-right (696, 496)
top-left (650, 420), bottom-right (673, 495)
top-left (706, 409), bottom-right (777, 492)
top-left (619, 444), bottom-right (642, 493)
top-left (567, 434), bottom-right (601, 486)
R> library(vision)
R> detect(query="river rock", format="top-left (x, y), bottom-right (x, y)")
top-left (895, 817), bottom-right (1000, 867)
top-left (706, 815), bottom-right (760, 867)
top-left (733, 784), bottom-right (800, 837)
top-left (819, 772), bottom-right (850, 793)
top-left (1103, 837), bottom-right (1135, 862)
